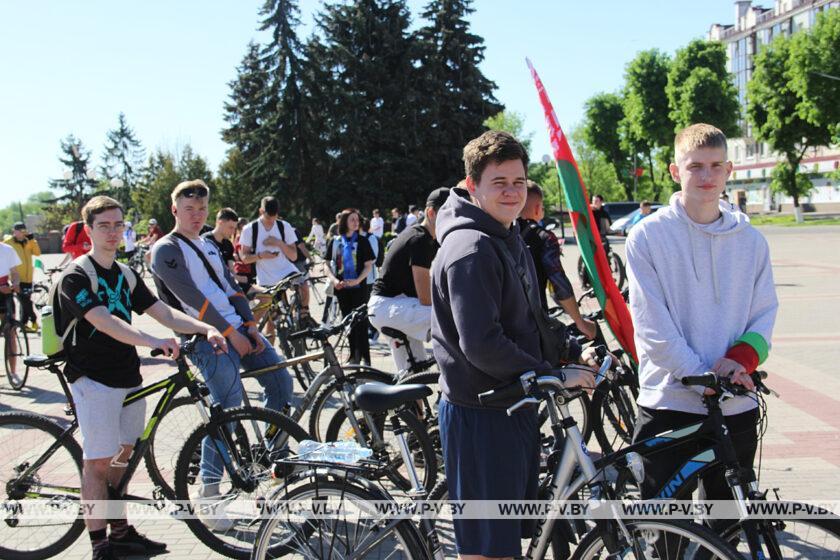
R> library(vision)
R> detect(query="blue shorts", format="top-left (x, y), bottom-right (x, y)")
top-left (438, 398), bottom-right (540, 557)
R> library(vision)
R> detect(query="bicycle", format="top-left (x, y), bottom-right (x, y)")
top-left (577, 238), bottom-right (626, 291)
top-left (250, 381), bottom-right (445, 560)
top-left (611, 372), bottom-right (840, 559)
top-left (1, 293), bottom-right (30, 390)
top-left (0, 338), bottom-right (310, 560)
top-left (127, 244), bottom-right (150, 278)
top-left (30, 266), bottom-right (65, 314)
top-left (252, 272), bottom-right (319, 388)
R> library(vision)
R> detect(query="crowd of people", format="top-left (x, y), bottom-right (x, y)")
top-left (0, 121), bottom-right (779, 560)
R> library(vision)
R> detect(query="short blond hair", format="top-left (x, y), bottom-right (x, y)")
top-left (82, 195), bottom-right (123, 226)
top-left (171, 179), bottom-right (210, 203)
top-left (674, 123), bottom-right (727, 162)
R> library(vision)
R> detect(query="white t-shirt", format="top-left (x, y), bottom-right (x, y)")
top-left (240, 219), bottom-right (299, 286)
top-left (123, 229), bottom-right (137, 252)
top-left (405, 214), bottom-right (418, 227)
top-left (175, 236), bottom-right (242, 329)
top-left (0, 243), bottom-right (22, 281)
top-left (370, 216), bottom-right (384, 238)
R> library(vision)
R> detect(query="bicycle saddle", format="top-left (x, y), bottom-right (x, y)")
top-left (24, 353), bottom-right (66, 368)
top-left (353, 383), bottom-right (432, 413)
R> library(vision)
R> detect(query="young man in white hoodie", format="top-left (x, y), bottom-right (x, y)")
top-left (625, 123), bottom-right (778, 503)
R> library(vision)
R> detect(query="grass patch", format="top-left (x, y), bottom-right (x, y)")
top-left (749, 214), bottom-right (840, 226)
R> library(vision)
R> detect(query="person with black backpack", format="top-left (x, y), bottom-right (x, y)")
top-left (51, 195), bottom-right (227, 560)
top-left (517, 181), bottom-right (596, 340)
top-left (151, 181), bottom-right (293, 531)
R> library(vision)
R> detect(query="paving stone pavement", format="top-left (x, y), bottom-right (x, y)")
top-left (1, 225), bottom-right (838, 559)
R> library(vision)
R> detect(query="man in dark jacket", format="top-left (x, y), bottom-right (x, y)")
top-left (431, 130), bottom-right (597, 559)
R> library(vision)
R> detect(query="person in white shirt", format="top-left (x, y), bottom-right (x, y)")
top-left (122, 221), bottom-right (137, 260)
top-left (369, 209), bottom-right (385, 238)
top-left (405, 205), bottom-right (418, 227)
top-left (307, 217), bottom-right (326, 255)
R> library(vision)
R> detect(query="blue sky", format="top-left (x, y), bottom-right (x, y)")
top-left (0, 0), bottom-right (743, 209)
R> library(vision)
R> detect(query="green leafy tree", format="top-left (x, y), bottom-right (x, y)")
top-left (748, 34), bottom-right (830, 221)
top-left (0, 192), bottom-right (55, 234)
top-left (769, 163), bottom-right (813, 208)
top-left (569, 126), bottom-right (625, 203)
top-left (790, 9), bottom-right (840, 140)
top-left (100, 112), bottom-right (146, 210)
top-left (47, 135), bottom-right (100, 221)
top-left (623, 49), bottom-right (674, 200)
top-left (483, 110), bottom-right (532, 156)
top-left (582, 93), bottom-right (632, 200)
top-left (416, 0), bottom-right (503, 187)
top-left (667, 39), bottom-right (740, 136)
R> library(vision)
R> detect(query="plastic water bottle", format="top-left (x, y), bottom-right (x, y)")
top-left (41, 306), bottom-right (60, 356)
top-left (297, 440), bottom-right (373, 464)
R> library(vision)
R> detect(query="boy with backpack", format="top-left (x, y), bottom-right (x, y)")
top-left (50, 195), bottom-right (226, 560)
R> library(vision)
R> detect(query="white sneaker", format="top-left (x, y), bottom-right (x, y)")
top-left (196, 483), bottom-right (235, 532)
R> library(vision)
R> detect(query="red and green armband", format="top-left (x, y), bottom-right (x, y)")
top-left (724, 332), bottom-right (770, 374)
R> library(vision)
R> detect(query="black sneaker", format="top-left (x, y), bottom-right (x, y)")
top-left (109, 526), bottom-right (167, 554)
top-left (92, 544), bottom-right (121, 560)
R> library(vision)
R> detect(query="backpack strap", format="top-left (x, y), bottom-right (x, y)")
top-left (171, 232), bottom-right (227, 293)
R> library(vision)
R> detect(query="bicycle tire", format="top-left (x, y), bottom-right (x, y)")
top-left (721, 505), bottom-right (840, 559)
top-left (609, 252), bottom-right (626, 291)
top-left (251, 478), bottom-right (426, 560)
top-left (144, 395), bottom-right (203, 500)
top-left (306, 367), bottom-right (394, 441)
top-left (0, 412), bottom-right (85, 560)
top-left (173, 406), bottom-right (310, 559)
top-left (591, 378), bottom-right (638, 454)
top-left (30, 284), bottom-right (50, 312)
top-left (570, 519), bottom-right (741, 560)
top-left (577, 255), bottom-right (591, 289)
top-left (538, 392), bottom-right (593, 447)
top-left (5, 323), bottom-right (29, 390)
top-left (325, 406), bottom-right (438, 492)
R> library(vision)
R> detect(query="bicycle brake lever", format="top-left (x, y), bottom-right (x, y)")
top-left (506, 397), bottom-right (540, 416)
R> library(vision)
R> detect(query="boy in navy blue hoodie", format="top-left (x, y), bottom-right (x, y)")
top-left (432, 131), bottom-right (598, 559)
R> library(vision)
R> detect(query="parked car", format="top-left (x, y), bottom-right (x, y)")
top-left (603, 202), bottom-right (642, 222)
top-left (609, 204), bottom-right (663, 236)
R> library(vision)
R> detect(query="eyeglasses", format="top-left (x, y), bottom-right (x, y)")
top-left (93, 223), bottom-right (126, 233)
top-left (176, 185), bottom-right (209, 199)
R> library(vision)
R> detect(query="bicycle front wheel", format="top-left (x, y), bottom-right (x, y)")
top-left (144, 395), bottom-right (202, 500)
top-left (722, 507), bottom-right (840, 559)
top-left (173, 406), bottom-right (310, 559)
top-left (571, 520), bottom-right (741, 560)
top-left (5, 324), bottom-right (29, 390)
top-left (252, 478), bottom-right (426, 560)
top-left (0, 412), bottom-right (85, 560)
top-left (609, 252), bottom-right (626, 291)
top-left (591, 378), bottom-right (638, 454)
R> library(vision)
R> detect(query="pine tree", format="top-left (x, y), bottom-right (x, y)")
top-left (100, 113), bottom-right (146, 210)
top-left (47, 135), bottom-right (100, 220)
top-left (416, 0), bottom-right (503, 188)
top-left (222, 42), bottom-right (272, 202)
top-left (257, 0), bottom-right (325, 221)
top-left (313, 0), bottom-right (427, 213)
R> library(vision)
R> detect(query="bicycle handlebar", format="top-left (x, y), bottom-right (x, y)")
top-left (287, 304), bottom-right (367, 342)
top-left (150, 334), bottom-right (202, 359)
top-left (681, 370), bottom-right (772, 396)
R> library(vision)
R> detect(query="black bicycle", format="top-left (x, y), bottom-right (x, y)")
top-left (1, 293), bottom-right (29, 390)
top-left (577, 239), bottom-right (626, 291)
top-left (0, 338), bottom-right (310, 560)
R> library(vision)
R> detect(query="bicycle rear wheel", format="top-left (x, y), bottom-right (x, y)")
top-left (571, 520), bottom-right (741, 560)
top-left (0, 412), bottom-right (84, 560)
top-left (4, 323), bottom-right (29, 390)
top-left (609, 252), bottom-right (626, 291)
top-left (173, 406), bottom-right (310, 559)
top-left (591, 378), bottom-right (638, 454)
top-left (252, 478), bottom-right (426, 560)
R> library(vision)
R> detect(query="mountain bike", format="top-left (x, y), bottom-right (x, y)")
top-left (250, 381), bottom-right (444, 560)
top-left (577, 239), bottom-right (626, 291)
top-left (612, 372), bottom-right (840, 559)
top-left (0, 338), bottom-right (309, 560)
top-left (127, 244), bottom-right (150, 278)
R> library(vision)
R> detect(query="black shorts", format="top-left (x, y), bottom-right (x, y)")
top-left (438, 399), bottom-right (540, 557)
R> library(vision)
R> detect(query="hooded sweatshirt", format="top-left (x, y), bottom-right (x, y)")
top-left (431, 187), bottom-right (579, 410)
top-left (625, 192), bottom-right (778, 416)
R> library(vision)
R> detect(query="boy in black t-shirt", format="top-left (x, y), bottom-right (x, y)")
top-left (368, 188), bottom-right (449, 372)
top-left (201, 207), bottom-right (238, 273)
top-left (62, 196), bottom-right (226, 560)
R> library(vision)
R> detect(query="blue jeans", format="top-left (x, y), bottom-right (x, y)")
top-left (188, 326), bottom-right (293, 484)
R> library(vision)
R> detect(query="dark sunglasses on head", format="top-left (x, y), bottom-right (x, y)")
top-left (177, 186), bottom-right (209, 199)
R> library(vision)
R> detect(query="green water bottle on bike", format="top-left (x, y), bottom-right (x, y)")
top-left (41, 306), bottom-right (60, 356)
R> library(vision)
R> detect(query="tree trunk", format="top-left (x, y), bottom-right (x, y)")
top-left (792, 192), bottom-right (803, 223)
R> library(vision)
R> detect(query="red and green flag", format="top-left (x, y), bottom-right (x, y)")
top-left (527, 59), bottom-right (637, 363)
